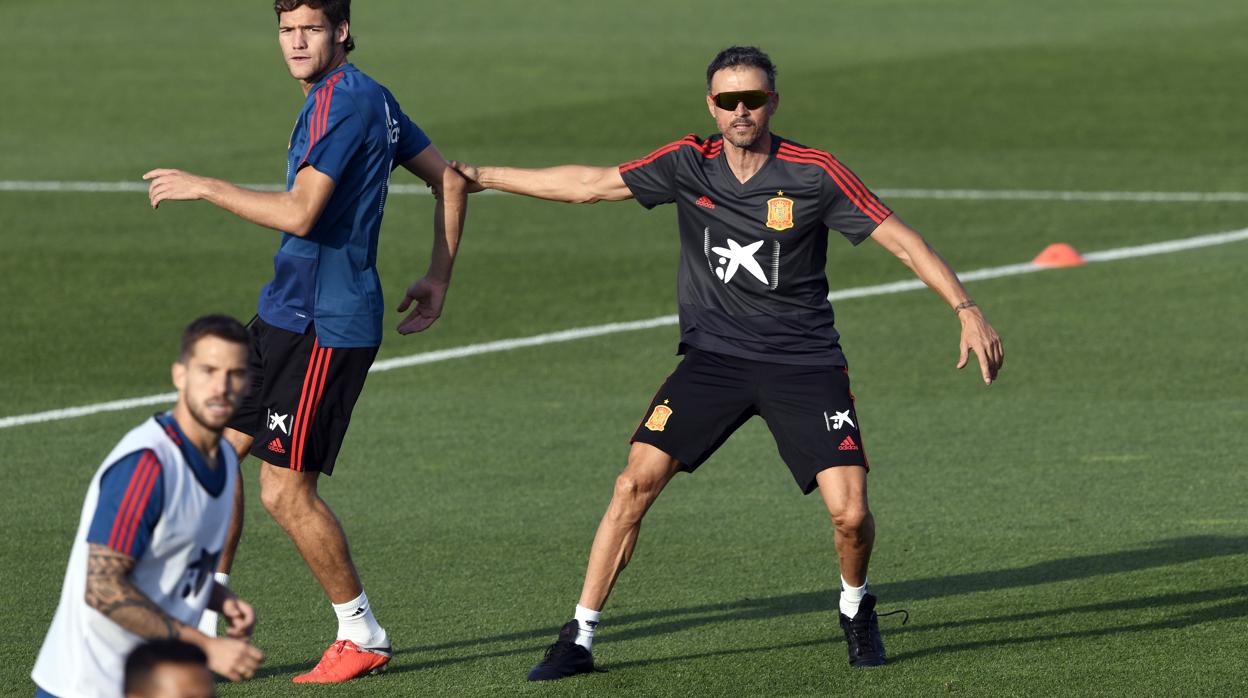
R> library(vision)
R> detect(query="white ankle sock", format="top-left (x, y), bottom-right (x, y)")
top-left (332, 590), bottom-right (385, 646)
top-left (573, 604), bottom-right (601, 651)
top-left (197, 572), bottom-right (231, 636)
top-left (839, 576), bottom-right (867, 618)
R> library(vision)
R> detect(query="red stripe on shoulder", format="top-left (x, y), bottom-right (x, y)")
top-left (778, 143), bottom-right (891, 221)
top-left (300, 87), bottom-right (326, 165)
top-left (619, 135), bottom-right (706, 173)
top-left (778, 151), bottom-right (890, 225)
top-left (778, 144), bottom-right (892, 223)
top-left (107, 451), bottom-right (158, 553)
top-left (317, 82), bottom-right (337, 143)
top-left (108, 451), bottom-right (153, 549)
top-left (119, 459), bottom-right (161, 554)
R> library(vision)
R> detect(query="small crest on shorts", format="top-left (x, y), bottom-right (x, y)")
top-left (766, 193), bottom-right (794, 231)
top-left (644, 404), bottom-right (673, 432)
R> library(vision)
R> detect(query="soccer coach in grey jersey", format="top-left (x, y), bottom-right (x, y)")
top-left (451, 46), bottom-right (1003, 678)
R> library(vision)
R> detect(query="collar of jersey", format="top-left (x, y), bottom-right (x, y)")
top-left (309, 62), bottom-right (355, 92)
top-left (154, 412), bottom-right (228, 498)
top-left (715, 133), bottom-right (781, 191)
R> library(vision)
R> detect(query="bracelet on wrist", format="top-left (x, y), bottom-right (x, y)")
top-left (953, 300), bottom-right (978, 314)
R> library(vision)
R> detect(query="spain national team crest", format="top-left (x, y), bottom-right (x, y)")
top-left (766, 192), bottom-right (795, 231)
top-left (644, 403), bottom-right (673, 432)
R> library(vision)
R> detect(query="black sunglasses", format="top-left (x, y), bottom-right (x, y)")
top-left (711, 90), bottom-right (774, 110)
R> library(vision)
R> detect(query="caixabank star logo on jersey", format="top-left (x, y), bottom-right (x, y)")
top-left (703, 228), bottom-right (781, 290)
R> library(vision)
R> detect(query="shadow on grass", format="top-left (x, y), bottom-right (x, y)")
top-left (254, 535), bottom-right (1247, 678)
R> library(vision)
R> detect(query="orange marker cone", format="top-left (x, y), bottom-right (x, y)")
top-left (1033, 243), bottom-right (1085, 267)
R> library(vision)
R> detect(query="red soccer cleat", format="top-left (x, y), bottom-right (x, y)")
top-left (291, 638), bottom-right (392, 683)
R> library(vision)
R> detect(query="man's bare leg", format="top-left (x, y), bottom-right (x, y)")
top-left (529, 442), bottom-right (681, 680)
top-left (816, 465), bottom-right (890, 667)
top-left (577, 442), bottom-right (682, 611)
top-left (815, 465), bottom-right (874, 589)
top-left (257, 462), bottom-right (363, 603)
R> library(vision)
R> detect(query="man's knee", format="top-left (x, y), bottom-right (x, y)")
top-left (608, 450), bottom-right (673, 519)
top-left (829, 505), bottom-right (871, 533)
top-left (612, 471), bottom-right (655, 504)
top-left (258, 465), bottom-right (316, 519)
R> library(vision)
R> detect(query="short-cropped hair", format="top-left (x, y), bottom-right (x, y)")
top-left (124, 639), bottom-right (209, 695)
top-left (706, 46), bottom-right (777, 92)
top-left (178, 315), bottom-right (249, 362)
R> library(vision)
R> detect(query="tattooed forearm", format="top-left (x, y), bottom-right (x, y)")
top-left (84, 544), bottom-right (186, 640)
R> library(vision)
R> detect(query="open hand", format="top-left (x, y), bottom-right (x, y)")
top-left (143, 168), bottom-right (211, 209)
top-left (957, 307), bottom-right (1004, 384)
top-left (397, 276), bottom-right (449, 334)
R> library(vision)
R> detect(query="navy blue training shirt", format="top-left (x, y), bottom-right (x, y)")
top-left (257, 64), bottom-right (431, 347)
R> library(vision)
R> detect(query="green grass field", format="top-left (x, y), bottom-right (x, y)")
top-left (4, 1), bottom-right (1247, 695)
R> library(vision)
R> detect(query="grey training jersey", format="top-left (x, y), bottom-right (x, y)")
top-left (619, 133), bottom-right (892, 366)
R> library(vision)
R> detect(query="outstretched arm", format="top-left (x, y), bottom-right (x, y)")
top-left (870, 216), bottom-right (1004, 384)
top-left (85, 544), bottom-right (264, 681)
top-left (395, 145), bottom-right (469, 334)
top-left (143, 164), bottom-right (336, 238)
top-left (451, 161), bottom-right (633, 204)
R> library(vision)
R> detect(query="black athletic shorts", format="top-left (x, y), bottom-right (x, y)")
top-left (227, 317), bottom-right (378, 475)
top-left (630, 347), bottom-right (869, 494)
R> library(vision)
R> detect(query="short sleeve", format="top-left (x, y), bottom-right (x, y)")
top-left (393, 104), bottom-right (431, 164)
top-left (618, 135), bottom-right (699, 209)
top-left (818, 156), bottom-right (893, 245)
top-left (300, 83), bottom-right (365, 183)
top-left (86, 449), bottom-right (165, 560)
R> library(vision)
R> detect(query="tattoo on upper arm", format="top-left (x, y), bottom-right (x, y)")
top-left (85, 544), bottom-right (180, 639)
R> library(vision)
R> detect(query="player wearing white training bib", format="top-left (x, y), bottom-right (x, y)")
top-left (32, 317), bottom-right (264, 698)
top-left (33, 415), bottom-right (235, 697)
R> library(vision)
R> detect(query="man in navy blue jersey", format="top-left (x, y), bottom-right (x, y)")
top-left (453, 46), bottom-right (1003, 678)
top-left (143, 0), bottom-right (467, 683)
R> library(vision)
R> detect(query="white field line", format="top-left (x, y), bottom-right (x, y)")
top-left (2, 180), bottom-right (1248, 203)
top-left (2, 226), bottom-right (1247, 431)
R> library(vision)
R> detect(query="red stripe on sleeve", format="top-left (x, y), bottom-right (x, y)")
top-left (773, 146), bottom-right (893, 222)
top-left (619, 135), bottom-right (700, 173)
top-left (107, 451), bottom-right (153, 549)
top-left (108, 452), bottom-right (157, 553)
top-left (317, 82), bottom-right (336, 143)
top-left (301, 87), bottom-right (325, 165)
top-left (118, 459), bottom-right (161, 555)
top-left (778, 144), bottom-right (892, 222)
top-left (776, 151), bottom-right (891, 224)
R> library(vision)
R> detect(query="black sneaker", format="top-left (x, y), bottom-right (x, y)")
top-left (527, 620), bottom-right (597, 681)
top-left (838, 593), bottom-right (897, 668)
